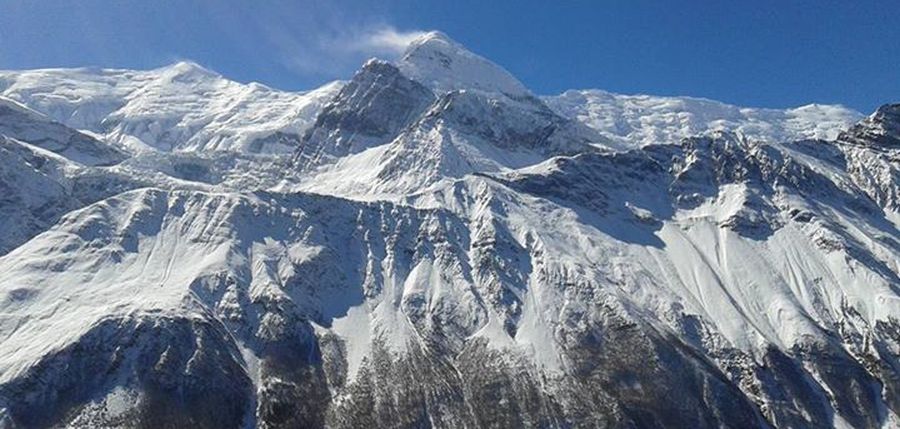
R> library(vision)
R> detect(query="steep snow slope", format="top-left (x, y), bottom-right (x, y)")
top-left (0, 137), bottom-right (79, 255)
top-left (0, 135), bottom-right (182, 256)
top-left (0, 187), bottom-right (768, 428)
top-left (0, 92), bottom-right (309, 256)
top-left (0, 139), bottom-right (306, 257)
top-left (0, 62), bottom-right (341, 254)
top-left (4, 128), bottom-right (900, 428)
top-left (0, 63), bottom-right (342, 153)
top-left (0, 32), bottom-right (899, 429)
top-left (546, 89), bottom-right (862, 147)
top-left (0, 97), bottom-right (129, 254)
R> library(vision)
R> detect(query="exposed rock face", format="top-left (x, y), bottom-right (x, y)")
top-left (295, 60), bottom-right (436, 169)
top-left (840, 103), bottom-right (900, 148)
top-left (0, 33), bottom-right (899, 429)
top-left (839, 104), bottom-right (900, 211)
top-left (1, 314), bottom-right (253, 429)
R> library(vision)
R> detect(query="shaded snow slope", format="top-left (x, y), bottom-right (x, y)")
top-left (0, 96), bottom-right (125, 166)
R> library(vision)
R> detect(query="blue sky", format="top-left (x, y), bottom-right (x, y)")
top-left (1, 0), bottom-right (897, 112)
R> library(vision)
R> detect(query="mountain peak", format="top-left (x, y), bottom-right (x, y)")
top-left (840, 103), bottom-right (900, 147)
top-left (873, 103), bottom-right (900, 123)
top-left (397, 31), bottom-right (528, 96)
top-left (409, 30), bottom-right (453, 45)
top-left (155, 60), bottom-right (219, 82)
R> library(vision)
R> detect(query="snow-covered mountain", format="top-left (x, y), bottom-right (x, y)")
top-left (1, 31), bottom-right (898, 429)
top-left (0, 62), bottom-right (342, 154)
top-left (545, 89), bottom-right (863, 146)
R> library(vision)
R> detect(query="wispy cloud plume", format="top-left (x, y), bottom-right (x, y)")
top-left (203, 1), bottom-right (430, 83)
top-left (262, 23), bottom-right (428, 78)
top-left (347, 26), bottom-right (429, 55)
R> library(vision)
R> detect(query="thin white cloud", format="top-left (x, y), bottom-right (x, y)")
top-left (261, 23), bottom-right (428, 78)
top-left (203, 2), bottom-right (428, 81)
top-left (349, 26), bottom-right (429, 55)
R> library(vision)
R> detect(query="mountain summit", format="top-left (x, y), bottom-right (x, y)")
top-left (0, 32), bottom-right (898, 429)
top-left (398, 31), bottom-right (530, 96)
